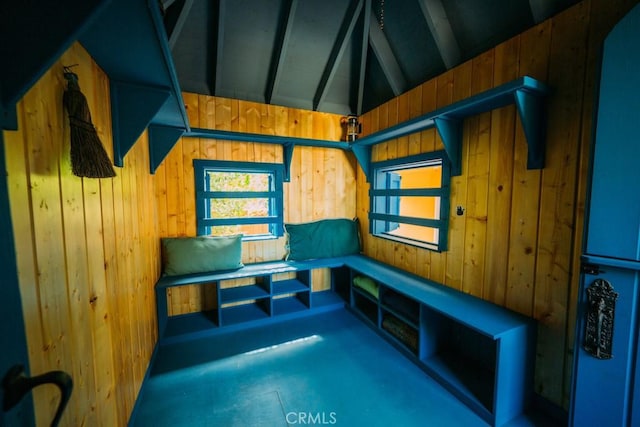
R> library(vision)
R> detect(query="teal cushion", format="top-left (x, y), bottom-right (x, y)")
top-left (353, 275), bottom-right (379, 299)
top-left (162, 235), bottom-right (244, 276)
top-left (285, 218), bottom-right (361, 261)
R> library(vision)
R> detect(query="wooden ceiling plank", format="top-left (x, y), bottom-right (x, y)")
top-left (168, 0), bottom-right (195, 50)
top-left (368, 9), bottom-right (407, 96)
top-left (417, 0), bottom-right (461, 69)
top-left (313, 0), bottom-right (364, 111)
top-left (356, 0), bottom-right (372, 115)
top-left (266, 0), bottom-right (299, 104)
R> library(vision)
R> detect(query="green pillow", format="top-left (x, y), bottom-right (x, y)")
top-left (353, 275), bottom-right (379, 299)
top-left (162, 235), bottom-right (244, 276)
top-left (285, 218), bottom-right (361, 261)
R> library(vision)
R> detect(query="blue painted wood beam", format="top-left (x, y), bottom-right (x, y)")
top-left (266, 0), bottom-right (298, 105)
top-left (283, 143), bottom-right (295, 182)
top-left (514, 89), bottom-right (547, 169)
top-left (356, 0), bottom-right (372, 115)
top-left (0, 0), bottom-right (112, 130)
top-left (368, 9), bottom-right (408, 96)
top-left (110, 81), bottom-right (170, 167)
top-left (214, 0), bottom-right (228, 97)
top-left (313, 0), bottom-right (364, 111)
top-left (148, 124), bottom-right (186, 173)
top-left (434, 117), bottom-right (463, 176)
top-left (351, 144), bottom-right (372, 180)
top-left (352, 76), bottom-right (549, 176)
top-left (167, 0), bottom-right (195, 50)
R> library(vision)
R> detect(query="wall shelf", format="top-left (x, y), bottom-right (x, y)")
top-left (79, 0), bottom-right (190, 168)
top-left (351, 76), bottom-right (549, 178)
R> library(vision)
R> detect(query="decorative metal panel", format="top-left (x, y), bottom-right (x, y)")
top-left (584, 278), bottom-right (619, 359)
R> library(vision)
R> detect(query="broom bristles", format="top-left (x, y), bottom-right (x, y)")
top-left (63, 71), bottom-right (116, 178)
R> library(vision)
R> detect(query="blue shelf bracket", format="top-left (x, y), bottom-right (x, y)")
top-left (351, 144), bottom-right (372, 181)
top-left (283, 143), bottom-right (295, 182)
top-left (148, 124), bottom-right (185, 174)
top-left (434, 116), bottom-right (463, 176)
top-left (110, 80), bottom-right (170, 167)
top-left (514, 89), bottom-right (546, 169)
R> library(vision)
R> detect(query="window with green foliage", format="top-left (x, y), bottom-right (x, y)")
top-left (194, 160), bottom-right (284, 239)
top-left (369, 151), bottom-right (450, 251)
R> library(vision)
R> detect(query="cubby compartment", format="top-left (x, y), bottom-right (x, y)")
top-left (331, 265), bottom-right (352, 303)
top-left (271, 270), bottom-right (311, 316)
top-left (420, 307), bottom-right (497, 416)
top-left (380, 287), bottom-right (419, 328)
top-left (219, 276), bottom-right (271, 326)
top-left (352, 288), bottom-right (379, 325)
top-left (381, 311), bottom-right (419, 356)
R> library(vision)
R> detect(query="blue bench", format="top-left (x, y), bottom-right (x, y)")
top-left (154, 254), bottom-right (534, 426)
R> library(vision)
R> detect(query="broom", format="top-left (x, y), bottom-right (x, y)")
top-left (63, 67), bottom-right (116, 178)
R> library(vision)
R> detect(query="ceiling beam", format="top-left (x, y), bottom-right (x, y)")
top-left (266, 0), bottom-right (298, 104)
top-left (167, 0), bottom-right (194, 50)
top-left (356, 0), bottom-right (372, 115)
top-left (528, 0), bottom-right (556, 23)
top-left (417, 0), bottom-right (461, 69)
top-left (313, 0), bottom-right (364, 111)
top-left (368, 9), bottom-right (407, 96)
top-left (214, 0), bottom-right (227, 96)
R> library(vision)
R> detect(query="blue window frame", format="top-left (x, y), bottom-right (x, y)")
top-left (369, 151), bottom-right (450, 251)
top-left (194, 160), bottom-right (284, 240)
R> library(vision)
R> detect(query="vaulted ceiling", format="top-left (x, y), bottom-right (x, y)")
top-left (161, 0), bottom-right (579, 116)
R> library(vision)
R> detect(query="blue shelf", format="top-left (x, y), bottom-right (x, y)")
top-left (351, 76), bottom-right (549, 178)
top-left (220, 285), bottom-right (269, 304)
top-left (272, 279), bottom-right (309, 296)
top-left (221, 303), bottom-right (270, 326)
top-left (312, 290), bottom-right (345, 309)
top-left (272, 296), bottom-right (308, 316)
top-left (163, 310), bottom-right (218, 340)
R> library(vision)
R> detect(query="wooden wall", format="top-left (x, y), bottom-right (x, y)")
top-left (4, 43), bottom-right (158, 426)
top-left (357, 0), bottom-right (639, 408)
top-left (154, 93), bottom-right (357, 315)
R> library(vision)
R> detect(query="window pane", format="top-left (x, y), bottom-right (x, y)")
top-left (206, 171), bottom-right (271, 192)
top-left (209, 224), bottom-right (271, 237)
top-left (378, 163), bottom-right (442, 189)
top-left (373, 220), bottom-right (439, 245)
top-left (207, 198), bottom-right (270, 219)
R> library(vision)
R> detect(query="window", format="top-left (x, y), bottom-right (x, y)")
top-left (194, 160), bottom-right (284, 240)
top-left (369, 151), bottom-right (450, 251)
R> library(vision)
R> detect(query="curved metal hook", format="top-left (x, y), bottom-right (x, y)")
top-left (3, 364), bottom-right (73, 427)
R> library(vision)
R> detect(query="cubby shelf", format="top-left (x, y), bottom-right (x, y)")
top-left (340, 255), bottom-right (535, 427)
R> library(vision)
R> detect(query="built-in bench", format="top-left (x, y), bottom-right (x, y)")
top-left (154, 254), bottom-right (535, 426)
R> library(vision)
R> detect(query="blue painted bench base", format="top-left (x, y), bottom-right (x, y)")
top-left (154, 254), bottom-right (535, 426)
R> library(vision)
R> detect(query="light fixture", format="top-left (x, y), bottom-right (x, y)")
top-left (342, 115), bottom-right (361, 142)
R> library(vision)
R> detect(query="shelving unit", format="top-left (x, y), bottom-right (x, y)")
top-left (154, 254), bottom-right (534, 426)
top-left (155, 259), bottom-right (345, 344)
top-left (338, 255), bottom-right (535, 426)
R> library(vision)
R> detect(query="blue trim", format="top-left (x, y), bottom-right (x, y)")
top-left (369, 151), bottom-right (450, 251)
top-left (148, 124), bottom-right (186, 174)
top-left (194, 160), bottom-right (284, 238)
top-left (0, 132), bottom-right (34, 425)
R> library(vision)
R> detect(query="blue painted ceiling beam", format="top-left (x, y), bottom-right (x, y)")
top-left (356, 0), bottom-right (372, 115)
top-left (313, 0), bottom-right (364, 112)
top-left (266, 0), bottom-right (298, 105)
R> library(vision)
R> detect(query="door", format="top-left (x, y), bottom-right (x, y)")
top-left (570, 3), bottom-right (640, 426)
top-left (0, 131), bottom-right (34, 425)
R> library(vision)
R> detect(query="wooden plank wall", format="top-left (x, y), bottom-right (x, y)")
top-left (357, 0), bottom-right (639, 408)
top-left (3, 43), bottom-right (158, 426)
top-left (154, 94), bottom-right (357, 316)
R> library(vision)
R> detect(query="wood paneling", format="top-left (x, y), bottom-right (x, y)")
top-left (155, 94), bottom-right (357, 315)
top-left (4, 43), bottom-right (158, 426)
top-left (357, 0), bottom-right (640, 408)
